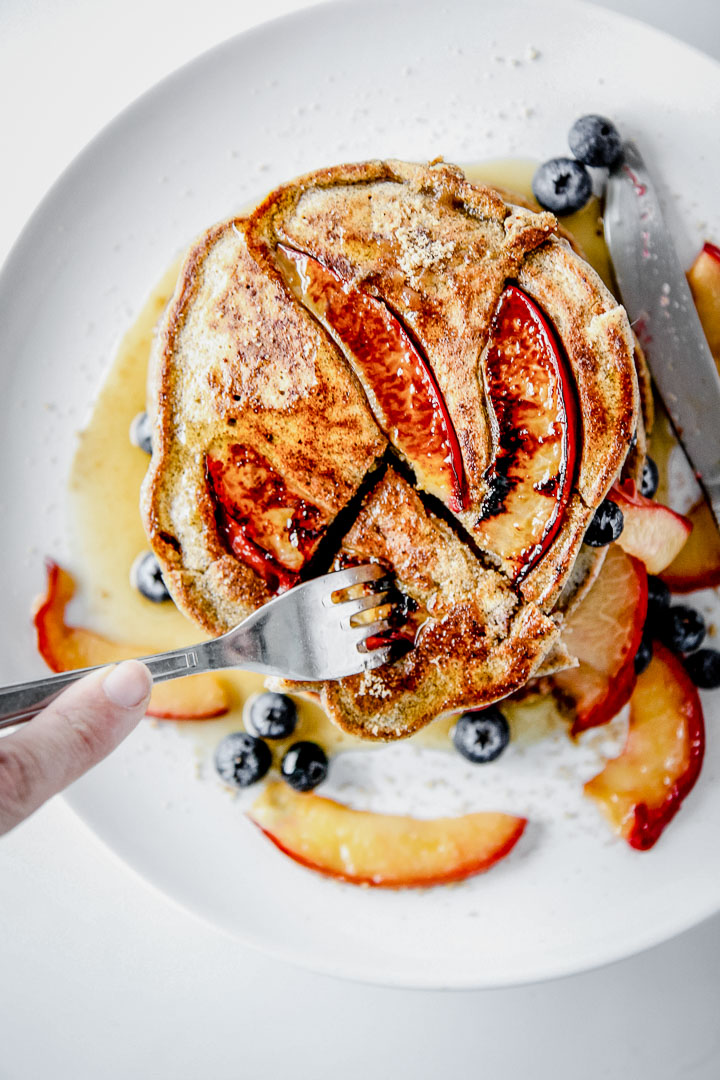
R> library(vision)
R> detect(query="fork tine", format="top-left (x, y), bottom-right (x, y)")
top-left (338, 591), bottom-right (392, 627)
top-left (320, 563), bottom-right (386, 604)
top-left (354, 619), bottom-right (392, 643)
top-left (220, 563), bottom-right (402, 681)
top-left (359, 644), bottom-right (395, 671)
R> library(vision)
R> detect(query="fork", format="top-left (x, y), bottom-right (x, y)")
top-left (0, 564), bottom-right (395, 729)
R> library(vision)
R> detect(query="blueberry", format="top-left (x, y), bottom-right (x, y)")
top-left (452, 707), bottom-right (510, 764)
top-left (646, 575), bottom-right (671, 615)
top-left (532, 157), bottom-right (592, 215)
top-left (583, 499), bottom-right (624, 547)
top-left (247, 692), bottom-right (297, 739)
top-left (129, 411), bottom-right (153, 455)
top-left (634, 633), bottom-right (653, 675)
top-left (640, 457), bottom-right (659, 498)
top-left (658, 604), bottom-right (706, 654)
top-left (568, 114), bottom-right (623, 168)
top-left (684, 648), bottom-right (720, 689)
top-left (214, 732), bottom-right (272, 788)
top-left (281, 741), bottom-right (328, 792)
top-left (131, 551), bottom-right (171, 603)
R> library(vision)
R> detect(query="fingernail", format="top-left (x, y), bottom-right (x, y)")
top-left (103, 661), bottom-right (152, 708)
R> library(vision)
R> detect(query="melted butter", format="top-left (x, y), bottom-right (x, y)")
top-left (67, 157), bottom-right (600, 764)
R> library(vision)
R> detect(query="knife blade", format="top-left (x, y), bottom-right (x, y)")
top-left (604, 140), bottom-right (720, 530)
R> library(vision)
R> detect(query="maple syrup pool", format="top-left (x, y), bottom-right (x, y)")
top-left (66, 159), bottom-right (612, 766)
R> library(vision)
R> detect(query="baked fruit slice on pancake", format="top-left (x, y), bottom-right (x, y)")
top-left (142, 160), bottom-right (639, 740)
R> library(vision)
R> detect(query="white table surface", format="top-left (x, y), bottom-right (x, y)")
top-left (2, 1), bottom-right (720, 1077)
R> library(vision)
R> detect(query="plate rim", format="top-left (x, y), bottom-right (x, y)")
top-left (4, 0), bottom-right (720, 989)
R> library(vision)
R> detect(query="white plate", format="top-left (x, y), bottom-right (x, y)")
top-left (1, 0), bottom-right (720, 989)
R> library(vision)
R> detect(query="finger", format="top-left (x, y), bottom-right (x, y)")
top-left (0, 660), bottom-right (152, 836)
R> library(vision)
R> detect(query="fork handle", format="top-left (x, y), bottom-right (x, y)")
top-left (0, 643), bottom-right (215, 729)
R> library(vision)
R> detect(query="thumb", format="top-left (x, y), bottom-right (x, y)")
top-left (0, 660), bottom-right (152, 836)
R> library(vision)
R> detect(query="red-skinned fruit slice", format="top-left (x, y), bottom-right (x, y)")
top-left (553, 543), bottom-right (648, 735)
top-left (248, 781), bottom-right (526, 888)
top-left (584, 642), bottom-right (704, 851)
top-left (475, 285), bottom-right (579, 580)
top-left (206, 444), bottom-right (328, 593)
top-left (276, 244), bottom-right (466, 511)
top-left (687, 241), bottom-right (720, 366)
top-left (611, 479), bottom-right (692, 574)
top-left (652, 243), bottom-right (720, 591)
top-left (34, 561), bottom-right (229, 719)
top-left (661, 498), bottom-right (720, 592)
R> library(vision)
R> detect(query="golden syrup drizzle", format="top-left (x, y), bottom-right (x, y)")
top-left (67, 159), bottom-right (614, 762)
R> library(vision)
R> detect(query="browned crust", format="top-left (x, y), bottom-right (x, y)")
top-left (621, 338), bottom-right (654, 486)
top-left (320, 602), bottom-right (561, 740)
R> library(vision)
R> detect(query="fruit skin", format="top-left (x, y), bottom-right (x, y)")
top-left (476, 284), bottom-right (579, 581)
top-left (661, 498), bottom-right (720, 592)
top-left (687, 241), bottom-right (720, 365)
top-left (214, 732), bottom-right (272, 788)
top-left (532, 157), bottom-right (592, 214)
top-left (34, 560), bottom-right (229, 719)
top-left (611, 479), bottom-right (692, 574)
top-left (452, 707), bottom-right (510, 763)
top-left (553, 543), bottom-right (647, 735)
top-left (131, 551), bottom-right (171, 603)
top-left (129, 410), bottom-right (153, 455)
top-left (583, 499), bottom-right (624, 547)
top-left (281, 741), bottom-right (329, 792)
top-left (568, 115), bottom-right (623, 168)
top-left (658, 604), bottom-right (706, 654)
top-left (584, 643), bottom-right (705, 851)
top-left (248, 782), bottom-right (527, 888)
top-left (277, 244), bottom-right (466, 511)
top-left (684, 648), bottom-right (720, 689)
top-left (247, 692), bottom-right (298, 740)
top-left (639, 457), bottom-right (659, 498)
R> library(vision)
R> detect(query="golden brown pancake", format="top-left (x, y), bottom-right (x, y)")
top-left (142, 160), bottom-right (639, 740)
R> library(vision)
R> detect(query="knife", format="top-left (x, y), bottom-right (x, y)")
top-left (604, 140), bottom-right (720, 531)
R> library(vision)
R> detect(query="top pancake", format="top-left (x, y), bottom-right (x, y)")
top-left (141, 159), bottom-right (639, 739)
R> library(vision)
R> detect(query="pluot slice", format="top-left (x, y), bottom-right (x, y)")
top-left (687, 241), bottom-right (720, 367)
top-left (206, 444), bottom-right (328, 593)
top-left (248, 781), bottom-right (526, 888)
top-left (661, 498), bottom-right (720, 592)
top-left (276, 244), bottom-right (466, 511)
top-left (584, 643), bottom-right (704, 850)
top-left (34, 561), bottom-right (229, 719)
top-left (475, 285), bottom-right (578, 580)
top-left (553, 543), bottom-right (647, 734)
top-left (611, 479), bottom-right (691, 574)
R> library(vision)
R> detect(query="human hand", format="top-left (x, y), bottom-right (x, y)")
top-left (0, 660), bottom-right (152, 835)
